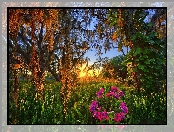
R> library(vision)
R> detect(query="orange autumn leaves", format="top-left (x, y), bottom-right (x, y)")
top-left (10, 64), bottom-right (21, 70)
top-left (9, 9), bottom-right (60, 51)
top-left (112, 31), bottom-right (118, 42)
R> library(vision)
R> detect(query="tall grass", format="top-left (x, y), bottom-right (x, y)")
top-left (8, 80), bottom-right (166, 124)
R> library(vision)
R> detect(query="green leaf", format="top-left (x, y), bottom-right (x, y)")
top-left (135, 48), bottom-right (142, 55)
top-left (138, 64), bottom-right (144, 70)
top-left (139, 57), bottom-right (144, 60)
top-left (154, 38), bottom-right (161, 45)
top-left (149, 40), bottom-right (155, 44)
top-left (143, 48), bottom-right (148, 54)
top-left (135, 59), bottom-right (139, 62)
top-left (147, 76), bottom-right (152, 80)
top-left (154, 32), bottom-right (158, 36)
top-left (132, 34), bottom-right (137, 41)
top-left (144, 55), bottom-right (148, 58)
top-left (147, 22), bottom-right (154, 27)
top-left (145, 59), bottom-right (150, 65)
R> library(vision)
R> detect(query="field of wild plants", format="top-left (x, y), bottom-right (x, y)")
top-left (9, 80), bottom-right (167, 125)
top-left (8, 7), bottom-right (168, 126)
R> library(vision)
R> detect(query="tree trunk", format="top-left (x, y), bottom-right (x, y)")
top-left (12, 70), bottom-right (19, 124)
top-left (30, 42), bottom-right (45, 101)
top-left (32, 70), bottom-right (45, 101)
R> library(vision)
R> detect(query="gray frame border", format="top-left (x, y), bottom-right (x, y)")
top-left (2, 2), bottom-right (173, 132)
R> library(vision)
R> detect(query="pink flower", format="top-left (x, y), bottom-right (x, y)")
top-left (111, 86), bottom-right (118, 92)
top-left (119, 91), bottom-right (124, 97)
top-left (114, 94), bottom-right (120, 99)
top-left (93, 111), bottom-right (98, 118)
top-left (120, 102), bottom-right (128, 114)
top-left (101, 111), bottom-right (109, 120)
top-left (89, 100), bottom-right (98, 113)
top-left (100, 87), bottom-right (104, 92)
top-left (106, 92), bottom-right (112, 97)
top-left (90, 86), bottom-right (129, 124)
top-left (114, 112), bottom-right (125, 122)
top-left (96, 88), bottom-right (104, 98)
top-left (97, 111), bottom-right (102, 121)
top-left (120, 102), bottom-right (126, 106)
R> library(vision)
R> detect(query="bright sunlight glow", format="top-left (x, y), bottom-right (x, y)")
top-left (79, 64), bottom-right (102, 78)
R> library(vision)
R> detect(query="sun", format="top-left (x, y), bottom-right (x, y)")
top-left (79, 64), bottom-right (87, 78)
top-left (78, 64), bottom-right (102, 78)
top-left (79, 72), bottom-right (86, 78)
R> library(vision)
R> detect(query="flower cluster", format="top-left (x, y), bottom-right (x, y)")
top-left (96, 87), bottom-right (104, 98)
top-left (90, 100), bottom-right (109, 121)
top-left (93, 111), bottom-right (109, 121)
top-left (89, 100), bottom-right (98, 113)
top-left (120, 102), bottom-right (128, 114)
top-left (106, 86), bottom-right (124, 99)
top-left (89, 86), bottom-right (128, 123)
top-left (112, 102), bottom-right (129, 122)
top-left (114, 112), bottom-right (125, 122)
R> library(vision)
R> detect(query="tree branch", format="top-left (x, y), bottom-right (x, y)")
top-left (9, 40), bottom-right (30, 64)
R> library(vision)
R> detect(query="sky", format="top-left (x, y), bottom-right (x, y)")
top-left (85, 46), bottom-right (127, 65)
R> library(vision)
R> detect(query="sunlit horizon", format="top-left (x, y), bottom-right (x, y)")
top-left (79, 64), bottom-right (102, 78)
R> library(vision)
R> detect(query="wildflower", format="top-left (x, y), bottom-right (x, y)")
top-left (111, 86), bottom-right (118, 92)
top-left (120, 102), bottom-right (128, 114)
top-left (121, 105), bottom-right (128, 114)
top-left (106, 92), bottom-right (112, 97)
top-left (93, 111), bottom-right (98, 118)
top-left (97, 106), bottom-right (101, 111)
top-left (100, 87), bottom-right (104, 92)
top-left (90, 86), bottom-right (128, 123)
top-left (114, 93), bottom-right (120, 100)
top-left (101, 111), bottom-right (109, 120)
top-left (93, 110), bottom-right (109, 122)
top-left (106, 90), bottom-right (122, 99)
top-left (120, 102), bottom-right (126, 106)
top-left (119, 91), bottom-right (124, 97)
top-left (110, 91), bottom-right (116, 96)
top-left (96, 88), bottom-right (104, 98)
top-left (96, 91), bottom-right (103, 98)
top-left (97, 111), bottom-right (102, 121)
top-left (114, 114), bottom-right (122, 122)
top-left (89, 100), bottom-right (98, 113)
top-left (114, 112), bottom-right (125, 122)
top-left (90, 105), bottom-right (96, 113)
top-left (91, 100), bottom-right (98, 106)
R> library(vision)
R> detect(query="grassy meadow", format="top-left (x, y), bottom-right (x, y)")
top-left (8, 78), bottom-right (167, 125)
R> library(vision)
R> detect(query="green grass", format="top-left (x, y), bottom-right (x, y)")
top-left (8, 80), bottom-right (167, 124)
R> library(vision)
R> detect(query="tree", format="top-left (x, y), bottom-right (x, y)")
top-left (110, 55), bottom-right (127, 80)
top-left (9, 9), bottom-right (63, 100)
top-left (8, 8), bottom-right (108, 117)
top-left (100, 55), bottom-right (127, 82)
top-left (107, 8), bottom-right (166, 93)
